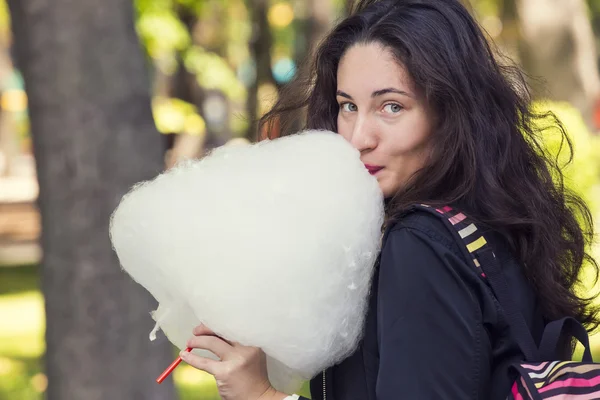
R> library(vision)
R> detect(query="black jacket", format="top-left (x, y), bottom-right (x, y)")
top-left (301, 209), bottom-right (545, 400)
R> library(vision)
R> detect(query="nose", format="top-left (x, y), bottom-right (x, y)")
top-left (348, 114), bottom-right (377, 153)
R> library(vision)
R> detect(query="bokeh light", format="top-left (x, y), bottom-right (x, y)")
top-left (272, 58), bottom-right (297, 84)
top-left (268, 3), bottom-right (294, 29)
top-left (1, 90), bottom-right (27, 112)
top-left (30, 373), bottom-right (47, 393)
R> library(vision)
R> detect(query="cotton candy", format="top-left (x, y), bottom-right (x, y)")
top-left (109, 130), bottom-right (385, 392)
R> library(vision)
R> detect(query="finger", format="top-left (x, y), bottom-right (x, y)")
top-left (192, 325), bottom-right (234, 345)
top-left (192, 324), bottom-right (215, 336)
top-left (187, 335), bottom-right (233, 360)
top-left (179, 350), bottom-right (220, 375)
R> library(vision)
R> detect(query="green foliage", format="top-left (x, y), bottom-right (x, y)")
top-left (471, 0), bottom-right (501, 18)
top-left (184, 46), bottom-right (247, 100)
top-left (135, 0), bottom-right (250, 136)
top-left (532, 101), bottom-right (600, 213)
top-left (0, 357), bottom-right (42, 400)
top-left (0, 265), bottom-right (44, 400)
top-left (176, 0), bottom-right (205, 15)
top-left (588, 0), bottom-right (600, 14)
top-left (224, 1), bottom-right (252, 68)
top-left (0, 0), bottom-right (9, 37)
top-left (153, 97), bottom-right (206, 136)
top-left (135, 0), bottom-right (191, 74)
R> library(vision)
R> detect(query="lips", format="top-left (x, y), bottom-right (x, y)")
top-left (364, 164), bottom-right (383, 175)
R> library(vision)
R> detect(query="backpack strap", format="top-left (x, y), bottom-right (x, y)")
top-left (407, 204), bottom-right (540, 362)
top-left (539, 316), bottom-right (593, 362)
top-left (476, 249), bottom-right (541, 362)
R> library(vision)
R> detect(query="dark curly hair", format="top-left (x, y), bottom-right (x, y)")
top-left (260, 0), bottom-right (599, 329)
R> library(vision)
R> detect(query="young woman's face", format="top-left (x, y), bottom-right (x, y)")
top-left (336, 42), bottom-right (434, 198)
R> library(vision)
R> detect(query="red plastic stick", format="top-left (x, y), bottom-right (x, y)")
top-left (156, 347), bottom-right (192, 384)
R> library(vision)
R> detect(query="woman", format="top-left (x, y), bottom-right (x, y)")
top-left (178, 0), bottom-right (599, 398)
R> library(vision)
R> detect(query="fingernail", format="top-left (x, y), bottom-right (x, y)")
top-left (179, 351), bottom-right (187, 359)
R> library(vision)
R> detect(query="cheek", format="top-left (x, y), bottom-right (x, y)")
top-left (388, 120), bottom-right (431, 155)
top-left (336, 115), bottom-right (352, 141)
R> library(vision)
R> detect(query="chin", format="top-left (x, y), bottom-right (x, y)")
top-left (380, 184), bottom-right (401, 200)
top-left (378, 181), bottom-right (392, 198)
top-left (381, 188), bottom-right (394, 199)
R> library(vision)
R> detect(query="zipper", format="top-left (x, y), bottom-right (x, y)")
top-left (322, 370), bottom-right (327, 400)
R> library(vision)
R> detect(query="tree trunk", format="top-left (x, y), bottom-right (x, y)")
top-left (7, 1), bottom-right (178, 399)
top-left (516, 0), bottom-right (600, 126)
top-left (166, 5), bottom-right (207, 165)
top-left (247, 0), bottom-right (276, 141)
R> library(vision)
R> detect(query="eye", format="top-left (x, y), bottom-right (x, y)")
top-left (383, 103), bottom-right (403, 114)
top-left (340, 102), bottom-right (358, 112)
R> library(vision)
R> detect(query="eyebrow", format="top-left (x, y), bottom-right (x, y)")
top-left (336, 87), bottom-right (413, 100)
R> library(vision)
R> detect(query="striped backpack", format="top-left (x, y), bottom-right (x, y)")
top-left (411, 204), bottom-right (599, 400)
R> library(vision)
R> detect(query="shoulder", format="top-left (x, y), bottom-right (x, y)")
top-left (376, 208), bottom-right (499, 330)
top-left (378, 207), bottom-right (500, 296)
top-left (383, 208), bottom-right (466, 261)
top-left (378, 209), bottom-right (478, 289)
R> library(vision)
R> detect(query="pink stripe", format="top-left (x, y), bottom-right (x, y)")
top-left (521, 362), bottom-right (550, 372)
top-left (545, 392), bottom-right (600, 400)
top-left (511, 382), bottom-right (524, 400)
top-left (442, 206), bottom-right (453, 212)
top-left (540, 376), bottom-right (600, 393)
top-left (449, 213), bottom-right (466, 225)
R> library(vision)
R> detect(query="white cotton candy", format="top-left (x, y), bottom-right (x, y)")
top-left (109, 130), bottom-right (385, 392)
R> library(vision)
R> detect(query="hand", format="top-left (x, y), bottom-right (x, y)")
top-left (180, 324), bottom-right (289, 400)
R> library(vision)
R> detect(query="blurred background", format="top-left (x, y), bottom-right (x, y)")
top-left (1, 0), bottom-right (600, 399)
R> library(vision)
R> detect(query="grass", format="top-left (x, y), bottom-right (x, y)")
top-left (0, 264), bottom-right (39, 295)
top-left (0, 264), bottom-right (45, 400)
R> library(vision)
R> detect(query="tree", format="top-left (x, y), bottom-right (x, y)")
top-left (162, 4), bottom-right (208, 167)
top-left (166, 3), bottom-right (230, 163)
top-left (7, 1), bottom-right (178, 399)
top-left (247, 0), bottom-right (276, 141)
top-left (504, 0), bottom-right (600, 128)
